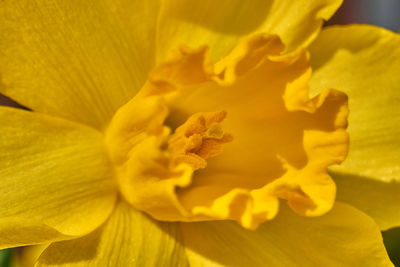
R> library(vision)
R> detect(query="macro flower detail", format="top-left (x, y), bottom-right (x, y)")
top-left (0, 0), bottom-right (398, 266)
top-left (105, 34), bottom-right (349, 230)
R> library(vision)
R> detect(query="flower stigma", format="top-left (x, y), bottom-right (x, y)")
top-left (105, 33), bottom-right (349, 230)
top-left (168, 110), bottom-right (233, 171)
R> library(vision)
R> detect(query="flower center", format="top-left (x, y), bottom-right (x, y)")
top-left (168, 110), bottom-right (233, 171)
top-left (105, 33), bottom-right (349, 230)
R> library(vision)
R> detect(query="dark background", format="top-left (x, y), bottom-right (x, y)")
top-left (326, 0), bottom-right (400, 31)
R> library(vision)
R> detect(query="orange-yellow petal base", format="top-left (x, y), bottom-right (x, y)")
top-left (105, 34), bottom-right (349, 229)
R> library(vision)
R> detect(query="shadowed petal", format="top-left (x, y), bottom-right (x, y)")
top-left (156, 0), bottom-right (342, 61)
top-left (309, 25), bottom-right (400, 229)
top-left (0, 107), bottom-right (116, 248)
top-left (181, 203), bottom-right (392, 267)
top-left (37, 201), bottom-right (188, 267)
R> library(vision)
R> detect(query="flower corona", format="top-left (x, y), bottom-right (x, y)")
top-left (105, 34), bottom-right (349, 230)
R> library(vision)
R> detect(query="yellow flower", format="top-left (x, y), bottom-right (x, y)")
top-left (0, 0), bottom-right (398, 266)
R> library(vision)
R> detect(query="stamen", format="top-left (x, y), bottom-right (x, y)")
top-left (168, 110), bottom-right (233, 170)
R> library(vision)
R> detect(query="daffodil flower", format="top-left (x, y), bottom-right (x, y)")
top-left (0, 0), bottom-right (399, 266)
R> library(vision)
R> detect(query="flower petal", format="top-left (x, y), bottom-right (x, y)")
top-left (108, 34), bottom-right (348, 229)
top-left (181, 203), bottom-right (392, 266)
top-left (155, 35), bottom-right (348, 229)
top-left (333, 173), bottom-right (400, 232)
top-left (0, 0), bottom-right (160, 129)
top-left (37, 201), bottom-right (188, 267)
top-left (0, 218), bottom-right (69, 250)
top-left (309, 25), bottom-right (400, 229)
top-left (0, 107), bottom-right (116, 248)
top-left (156, 0), bottom-right (342, 61)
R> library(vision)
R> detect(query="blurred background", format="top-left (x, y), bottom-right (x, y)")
top-left (326, 0), bottom-right (400, 31)
top-left (1, 0), bottom-right (400, 266)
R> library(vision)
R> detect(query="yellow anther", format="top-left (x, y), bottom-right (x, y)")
top-left (168, 110), bottom-right (233, 170)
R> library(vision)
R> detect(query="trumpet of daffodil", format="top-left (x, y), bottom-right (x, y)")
top-left (0, 0), bottom-right (399, 266)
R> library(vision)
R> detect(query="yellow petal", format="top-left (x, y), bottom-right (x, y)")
top-left (37, 201), bottom-right (187, 267)
top-left (309, 25), bottom-right (400, 229)
top-left (0, 218), bottom-right (69, 250)
top-left (0, 107), bottom-right (116, 248)
top-left (105, 91), bottom-right (194, 221)
top-left (181, 203), bottom-right (392, 267)
top-left (156, 0), bottom-right (342, 61)
top-left (333, 173), bottom-right (400, 232)
top-left (0, 0), bottom-right (160, 129)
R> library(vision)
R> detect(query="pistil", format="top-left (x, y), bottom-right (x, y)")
top-left (168, 110), bottom-right (233, 170)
